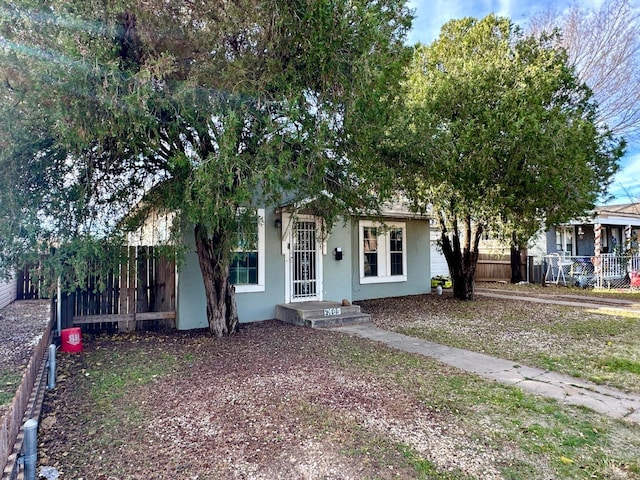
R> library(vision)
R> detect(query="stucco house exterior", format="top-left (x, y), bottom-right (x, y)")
top-left (132, 204), bottom-right (432, 329)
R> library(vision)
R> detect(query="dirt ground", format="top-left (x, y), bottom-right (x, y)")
top-left (4, 288), bottom-right (640, 479)
top-left (0, 299), bottom-right (51, 415)
top-left (38, 323), bottom-right (512, 480)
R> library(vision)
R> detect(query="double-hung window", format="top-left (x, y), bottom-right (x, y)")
top-left (359, 220), bottom-right (407, 284)
top-left (229, 208), bottom-right (265, 293)
top-left (555, 226), bottom-right (574, 255)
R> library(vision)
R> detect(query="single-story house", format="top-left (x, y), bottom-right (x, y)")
top-left (132, 204), bottom-right (432, 329)
top-left (529, 203), bottom-right (640, 258)
top-left (528, 203), bottom-right (640, 287)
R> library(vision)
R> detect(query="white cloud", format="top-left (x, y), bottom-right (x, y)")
top-left (496, 0), bottom-right (514, 17)
top-left (608, 150), bottom-right (640, 203)
top-left (407, 0), bottom-right (464, 44)
top-left (605, 144), bottom-right (640, 200)
top-left (407, 0), bottom-right (552, 45)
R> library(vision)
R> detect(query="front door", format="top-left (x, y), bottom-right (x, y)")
top-left (288, 216), bottom-right (323, 302)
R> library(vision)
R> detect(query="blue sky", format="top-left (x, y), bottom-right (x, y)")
top-left (406, 0), bottom-right (640, 205)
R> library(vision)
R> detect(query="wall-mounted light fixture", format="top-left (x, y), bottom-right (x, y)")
top-left (334, 247), bottom-right (343, 261)
top-left (274, 218), bottom-right (282, 228)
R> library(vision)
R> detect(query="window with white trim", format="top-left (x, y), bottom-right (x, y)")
top-left (359, 220), bottom-right (407, 284)
top-left (229, 209), bottom-right (265, 293)
top-left (555, 226), bottom-right (574, 255)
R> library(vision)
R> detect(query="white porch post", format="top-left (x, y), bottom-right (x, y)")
top-left (594, 223), bottom-right (602, 287)
top-left (594, 223), bottom-right (602, 256)
top-left (625, 225), bottom-right (633, 276)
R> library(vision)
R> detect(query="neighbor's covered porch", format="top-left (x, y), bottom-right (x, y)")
top-left (545, 221), bottom-right (640, 288)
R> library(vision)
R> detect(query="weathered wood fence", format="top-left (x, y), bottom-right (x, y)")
top-left (15, 247), bottom-right (176, 332)
top-left (16, 263), bottom-right (47, 300)
top-left (475, 252), bottom-right (528, 282)
top-left (59, 246), bottom-right (176, 332)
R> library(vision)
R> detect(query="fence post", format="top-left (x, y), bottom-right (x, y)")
top-left (56, 278), bottom-right (62, 336)
top-left (22, 418), bottom-right (37, 480)
top-left (47, 344), bottom-right (56, 390)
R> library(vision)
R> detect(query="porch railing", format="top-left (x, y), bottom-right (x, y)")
top-left (543, 253), bottom-right (640, 289)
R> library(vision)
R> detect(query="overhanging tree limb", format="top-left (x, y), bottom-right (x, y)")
top-left (0, 0), bottom-right (413, 335)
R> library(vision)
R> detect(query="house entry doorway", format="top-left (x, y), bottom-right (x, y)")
top-left (287, 216), bottom-right (323, 303)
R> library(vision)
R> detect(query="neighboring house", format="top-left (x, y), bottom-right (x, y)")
top-left (530, 203), bottom-right (640, 258)
top-left (428, 203), bottom-right (640, 287)
top-left (528, 203), bottom-right (640, 287)
top-left (0, 276), bottom-right (17, 309)
top-left (174, 205), bottom-right (431, 329)
top-left (429, 227), bottom-right (450, 277)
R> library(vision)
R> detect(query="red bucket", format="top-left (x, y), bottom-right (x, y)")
top-left (61, 327), bottom-right (83, 353)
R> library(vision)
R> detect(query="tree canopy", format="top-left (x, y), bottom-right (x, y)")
top-left (391, 15), bottom-right (624, 299)
top-left (0, 0), bottom-right (413, 334)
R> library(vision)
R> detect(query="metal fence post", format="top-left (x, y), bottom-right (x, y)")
top-left (47, 344), bottom-right (56, 390)
top-left (23, 418), bottom-right (38, 480)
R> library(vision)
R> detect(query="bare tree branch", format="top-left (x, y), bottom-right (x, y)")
top-left (527, 0), bottom-right (640, 141)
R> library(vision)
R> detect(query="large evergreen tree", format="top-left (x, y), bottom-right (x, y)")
top-left (0, 0), bottom-right (412, 335)
top-left (392, 15), bottom-right (623, 299)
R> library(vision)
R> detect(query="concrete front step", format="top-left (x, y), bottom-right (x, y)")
top-left (302, 313), bottom-right (372, 328)
top-left (275, 301), bottom-right (372, 328)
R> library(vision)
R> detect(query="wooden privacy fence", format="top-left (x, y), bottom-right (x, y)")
top-left (59, 246), bottom-right (176, 332)
top-left (16, 263), bottom-right (48, 300)
top-left (475, 252), bottom-right (528, 282)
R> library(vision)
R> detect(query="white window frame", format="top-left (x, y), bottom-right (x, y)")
top-left (555, 226), bottom-right (574, 256)
top-left (359, 220), bottom-right (407, 284)
top-left (232, 208), bottom-right (265, 293)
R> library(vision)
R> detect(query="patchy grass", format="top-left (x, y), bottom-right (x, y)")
top-left (39, 325), bottom-right (640, 480)
top-left (478, 281), bottom-right (640, 301)
top-left (361, 291), bottom-right (640, 393)
top-left (86, 348), bottom-right (179, 406)
top-left (0, 372), bottom-right (20, 407)
top-left (598, 357), bottom-right (640, 375)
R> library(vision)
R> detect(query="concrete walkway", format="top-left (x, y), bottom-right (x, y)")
top-left (476, 290), bottom-right (640, 317)
top-left (330, 323), bottom-right (640, 423)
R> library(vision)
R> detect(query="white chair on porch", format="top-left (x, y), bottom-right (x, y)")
top-left (544, 252), bottom-right (572, 285)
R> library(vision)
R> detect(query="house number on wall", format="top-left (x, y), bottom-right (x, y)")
top-left (324, 308), bottom-right (341, 316)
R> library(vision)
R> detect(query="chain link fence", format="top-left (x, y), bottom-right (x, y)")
top-left (541, 253), bottom-right (640, 289)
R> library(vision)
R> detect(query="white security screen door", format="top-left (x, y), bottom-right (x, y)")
top-left (290, 218), bottom-right (322, 302)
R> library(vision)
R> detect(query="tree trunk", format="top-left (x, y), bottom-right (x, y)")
top-left (510, 231), bottom-right (523, 284)
top-left (440, 215), bottom-right (482, 300)
top-left (446, 246), bottom-right (477, 300)
top-left (510, 246), bottom-right (523, 284)
top-left (194, 224), bottom-right (239, 337)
